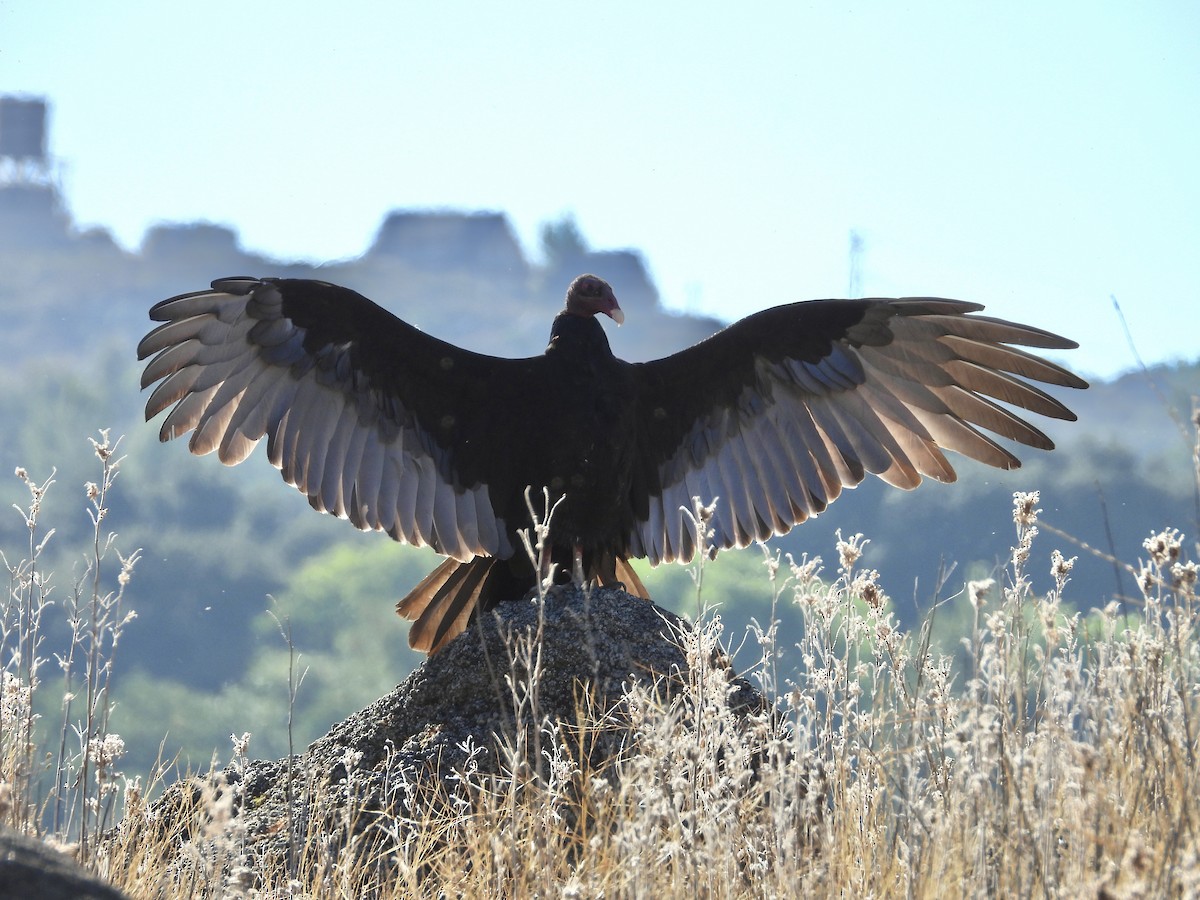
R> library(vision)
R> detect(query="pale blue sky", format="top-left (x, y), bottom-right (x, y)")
top-left (1, 1), bottom-right (1196, 379)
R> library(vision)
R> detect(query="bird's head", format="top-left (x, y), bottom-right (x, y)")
top-left (564, 274), bottom-right (624, 326)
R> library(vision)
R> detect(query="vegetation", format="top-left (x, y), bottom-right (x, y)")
top-left (1, 189), bottom-right (1197, 893)
top-left (2, 347), bottom-right (1196, 776)
top-left (0, 188), bottom-right (1196, 773)
top-left (2, 440), bottom-right (1198, 896)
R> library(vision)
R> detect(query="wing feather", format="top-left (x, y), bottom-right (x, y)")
top-left (295, 393), bottom-right (345, 500)
top-left (138, 278), bottom-right (514, 559)
top-left (737, 421), bottom-right (791, 533)
top-left (145, 367), bottom-right (204, 420)
top-left (411, 456), bottom-right (438, 549)
top-left (375, 449), bottom-right (403, 538)
top-left (631, 296), bottom-right (1084, 564)
top-left (347, 430), bottom-right (383, 526)
top-left (315, 400), bottom-right (359, 518)
top-left (161, 386), bottom-right (219, 443)
top-left (737, 438), bottom-right (776, 543)
top-left (219, 366), bottom-right (301, 464)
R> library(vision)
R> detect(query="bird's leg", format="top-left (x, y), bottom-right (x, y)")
top-left (595, 551), bottom-right (622, 590)
top-left (572, 543), bottom-right (585, 587)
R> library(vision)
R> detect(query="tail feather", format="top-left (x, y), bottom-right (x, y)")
top-left (397, 556), bottom-right (523, 653)
top-left (425, 557), bottom-right (492, 651)
top-left (613, 557), bottom-right (651, 599)
top-left (397, 558), bottom-right (482, 653)
top-left (397, 554), bottom-right (655, 655)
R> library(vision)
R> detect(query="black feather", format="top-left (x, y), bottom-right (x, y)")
top-left (139, 276), bottom-right (1087, 652)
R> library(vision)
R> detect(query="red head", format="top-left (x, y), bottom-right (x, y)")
top-left (564, 274), bottom-right (624, 325)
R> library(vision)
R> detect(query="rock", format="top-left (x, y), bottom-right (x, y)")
top-left (0, 828), bottom-right (127, 900)
top-left (144, 587), bottom-right (772, 876)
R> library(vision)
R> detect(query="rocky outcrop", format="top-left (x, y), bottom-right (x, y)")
top-left (143, 587), bottom-right (772, 878)
top-left (0, 828), bottom-right (127, 900)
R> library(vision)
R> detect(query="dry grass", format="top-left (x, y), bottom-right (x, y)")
top-left (3, 437), bottom-right (1199, 898)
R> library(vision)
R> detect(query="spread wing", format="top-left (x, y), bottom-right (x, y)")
top-left (629, 297), bottom-right (1087, 564)
top-left (137, 277), bottom-right (533, 561)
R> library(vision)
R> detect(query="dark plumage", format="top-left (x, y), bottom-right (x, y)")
top-left (137, 274), bottom-right (1086, 651)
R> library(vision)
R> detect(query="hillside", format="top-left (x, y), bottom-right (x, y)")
top-left (0, 177), bottom-right (1197, 770)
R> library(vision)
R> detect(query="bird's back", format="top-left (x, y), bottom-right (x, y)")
top-left (526, 312), bottom-right (641, 560)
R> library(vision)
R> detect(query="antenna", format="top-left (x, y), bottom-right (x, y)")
top-left (847, 228), bottom-right (864, 298)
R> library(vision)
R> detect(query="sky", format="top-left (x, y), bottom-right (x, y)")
top-left (1, 1), bottom-right (1197, 380)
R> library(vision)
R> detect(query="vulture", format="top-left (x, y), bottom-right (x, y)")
top-left (137, 274), bottom-right (1086, 652)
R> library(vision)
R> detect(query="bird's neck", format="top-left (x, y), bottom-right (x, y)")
top-left (546, 312), bottom-right (612, 361)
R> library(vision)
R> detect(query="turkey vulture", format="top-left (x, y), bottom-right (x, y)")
top-left (138, 274), bottom-right (1086, 652)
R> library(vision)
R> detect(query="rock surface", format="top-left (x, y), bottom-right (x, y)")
top-left (146, 587), bottom-right (768, 872)
top-left (0, 828), bottom-right (127, 900)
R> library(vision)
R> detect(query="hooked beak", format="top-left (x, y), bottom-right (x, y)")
top-left (606, 304), bottom-right (625, 326)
